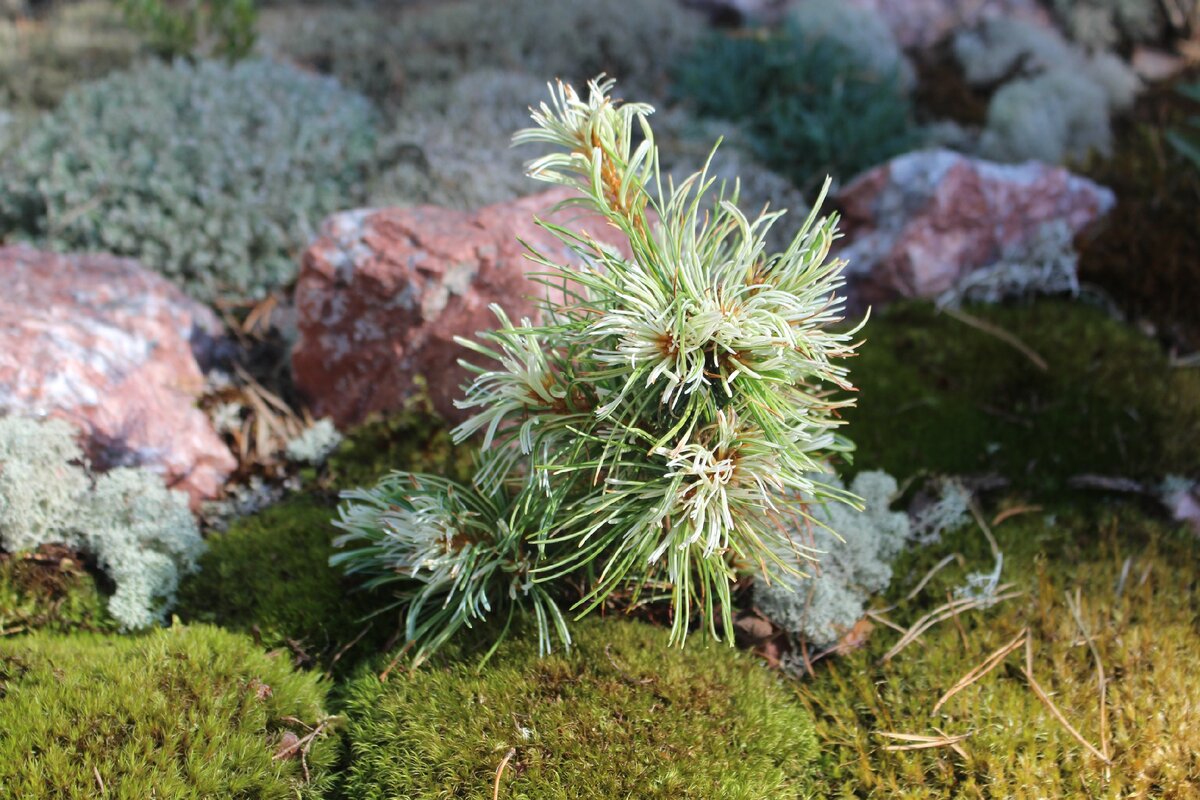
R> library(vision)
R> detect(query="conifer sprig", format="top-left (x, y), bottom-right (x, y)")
top-left (334, 76), bottom-right (864, 659)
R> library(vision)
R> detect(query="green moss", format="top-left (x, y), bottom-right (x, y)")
top-left (797, 502), bottom-right (1200, 798)
top-left (0, 547), bottom-right (115, 636)
top-left (178, 413), bottom-right (470, 673)
top-left (846, 300), bottom-right (1200, 494)
top-left (324, 411), bottom-right (474, 492)
top-left (0, 624), bottom-right (336, 798)
top-left (177, 495), bottom-right (393, 673)
top-left (341, 618), bottom-right (819, 799)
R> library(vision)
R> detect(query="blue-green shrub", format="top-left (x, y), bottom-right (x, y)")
top-left (0, 58), bottom-right (379, 303)
top-left (674, 16), bottom-right (917, 187)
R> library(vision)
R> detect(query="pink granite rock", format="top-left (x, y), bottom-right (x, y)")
top-left (292, 189), bottom-right (629, 427)
top-left (0, 246), bottom-right (235, 505)
top-left (836, 150), bottom-right (1115, 306)
top-left (841, 0), bottom-right (1052, 50)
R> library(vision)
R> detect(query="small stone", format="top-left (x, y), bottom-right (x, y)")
top-left (274, 731), bottom-right (301, 760)
top-left (0, 246), bottom-right (235, 505)
top-left (836, 149), bottom-right (1115, 309)
top-left (292, 188), bottom-right (630, 427)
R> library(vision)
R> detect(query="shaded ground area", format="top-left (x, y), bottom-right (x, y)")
top-left (846, 300), bottom-right (1200, 495)
top-left (1078, 73), bottom-right (1200, 353)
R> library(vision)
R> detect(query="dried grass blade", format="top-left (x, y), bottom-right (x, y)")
top-left (943, 306), bottom-right (1048, 372)
top-left (1066, 590), bottom-right (1110, 764)
top-left (882, 586), bottom-right (1020, 663)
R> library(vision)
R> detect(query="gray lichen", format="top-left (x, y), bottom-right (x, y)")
top-left (0, 415), bottom-right (203, 629)
top-left (755, 471), bottom-right (909, 647)
top-left (954, 19), bottom-right (1140, 164)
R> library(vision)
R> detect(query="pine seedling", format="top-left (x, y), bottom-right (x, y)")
top-left (332, 77), bottom-right (863, 664)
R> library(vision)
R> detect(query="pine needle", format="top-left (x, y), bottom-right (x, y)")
top-left (877, 730), bottom-right (973, 751)
top-left (943, 306), bottom-right (1048, 371)
top-left (493, 747), bottom-right (517, 800)
top-left (882, 586), bottom-right (1021, 663)
top-left (932, 628), bottom-right (1027, 714)
top-left (1021, 637), bottom-right (1111, 765)
top-left (1066, 589), bottom-right (1111, 770)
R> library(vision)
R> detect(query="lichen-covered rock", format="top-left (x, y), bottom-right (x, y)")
top-left (836, 150), bottom-right (1115, 307)
top-left (292, 189), bottom-right (630, 426)
top-left (0, 246), bottom-right (235, 503)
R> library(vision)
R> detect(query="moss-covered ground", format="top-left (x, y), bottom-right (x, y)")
top-left (341, 617), bottom-right (819, 799)
top-left (0, 624), bottom-right (337, 798)
top-left (845, 300), bottom-right (1200, 494)
top-left (177, 412), bottom-right (473, 676)
top-left (797, 503), bottom-right (1200, 798)
top-left (0, 545), bottom-right (115, 636)
top-left (5, 297), bottom-right (1198, 797)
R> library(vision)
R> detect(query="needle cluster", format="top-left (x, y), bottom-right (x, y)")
top-left (332, 77), bottom-right (862, 663)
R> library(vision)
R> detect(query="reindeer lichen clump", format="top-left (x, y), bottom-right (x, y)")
top-left (332, 77), bottom-right (863, 663)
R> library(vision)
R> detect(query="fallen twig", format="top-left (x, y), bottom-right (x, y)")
top-left (325, 623), bottom-right (373, 679)
top-left (274, 715), bottom-right (340, 784)
top-left (379, 641), bottom-right (414, 682)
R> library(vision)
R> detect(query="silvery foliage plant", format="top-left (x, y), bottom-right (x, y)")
top-left (332, 78), bottom-right (864, 664)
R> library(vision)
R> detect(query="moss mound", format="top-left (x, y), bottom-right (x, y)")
top-left (798, 503), bottom-right (1200, 797)
top-left (0, 624), bottom-right (336, 798)
top-left (341, 618), bottom-right (818, 799)
top-left (177, 495), bottom-right (393, 673)
top-left (178, 413), bottom-right (471, 673)
top-left (323, 410), bottom-right (474, 493)
top-left (847, 301), bottom-right (1200, 493)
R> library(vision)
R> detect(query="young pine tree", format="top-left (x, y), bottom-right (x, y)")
top-left (331, 77), bottom-right (863, 664)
